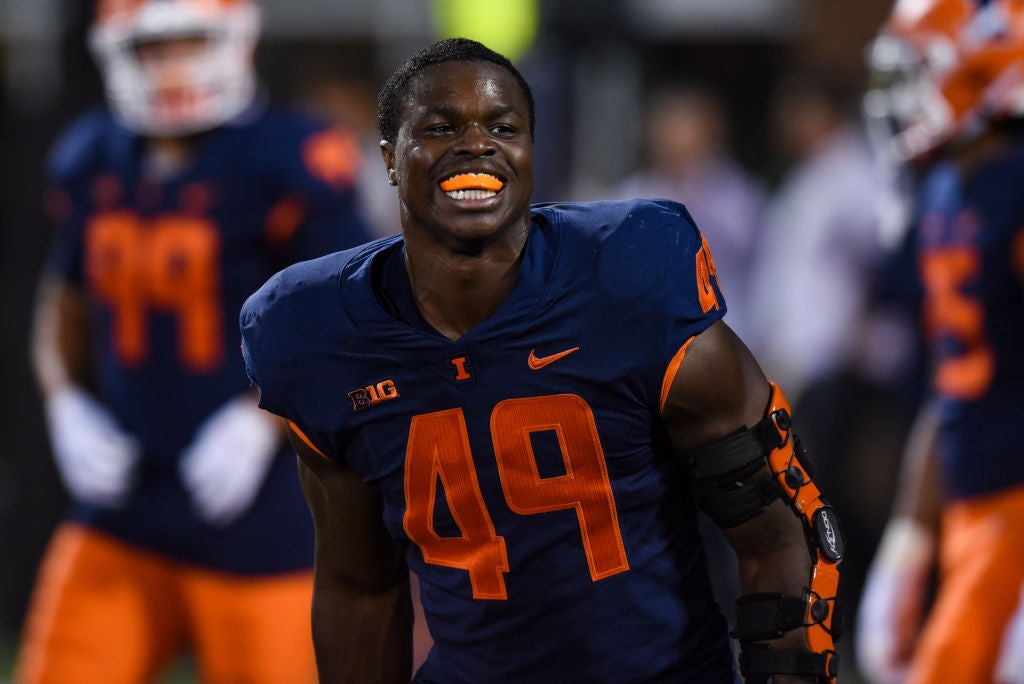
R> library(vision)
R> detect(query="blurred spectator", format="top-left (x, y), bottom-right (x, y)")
top-left (750, 68), bottom-right (910, 395)
top-left (611, 84), bottom-right (766, 340)
top-left (748, 64), bottom-right (916, 675)
top-left (14, 1), bottom-right (372, 682)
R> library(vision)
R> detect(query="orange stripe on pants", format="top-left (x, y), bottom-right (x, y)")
top-left (909, 483), bottom-right (1024, 684)
top-left (15, 523), bottom-right (315, 684)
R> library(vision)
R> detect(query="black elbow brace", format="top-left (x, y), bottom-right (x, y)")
top-left (683, 382), bottom-right (844, 683)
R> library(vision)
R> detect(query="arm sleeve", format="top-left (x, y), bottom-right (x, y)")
top-left (44, 124), bottom-right (100, 285)
top-left (44, 183), bottom-right (88, 285)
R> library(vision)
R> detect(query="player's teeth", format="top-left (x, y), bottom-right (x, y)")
top-left (445, 189), bottom-right (497, 200)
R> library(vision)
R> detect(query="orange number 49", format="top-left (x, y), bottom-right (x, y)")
top-left (403, 394), bottom-right (630, 600)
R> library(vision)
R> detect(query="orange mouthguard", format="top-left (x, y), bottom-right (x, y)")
top-left (439, 173), bottom-right (504, 192)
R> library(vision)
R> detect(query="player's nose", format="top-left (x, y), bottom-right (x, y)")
top-left (453, 123), bottom-right (495, 157)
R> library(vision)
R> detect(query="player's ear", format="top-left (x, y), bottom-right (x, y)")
top-left (380, 140), bottom-right (395, 173)
top-left (380, 141), bottom-right (398, 186)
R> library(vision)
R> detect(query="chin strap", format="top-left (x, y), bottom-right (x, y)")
top-left (685, 382), bottom-right (844, 683)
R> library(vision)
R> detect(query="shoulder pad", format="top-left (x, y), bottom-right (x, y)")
top-left (47, 109), bottom-right (117, 184)
top-left (538, 199), bottom-right (707, 303)
top-left (247, 109), bottom-right (362, 189)
top-left (533, 198), bottom-right (699, 238)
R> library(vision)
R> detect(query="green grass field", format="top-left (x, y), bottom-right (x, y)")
top-left (0, 630), bottom-right (196, 683)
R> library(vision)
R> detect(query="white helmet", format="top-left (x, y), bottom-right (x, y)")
top-left (89, 0), bottom-right (261, 137)
top-left (864, 0), bottom-right (1024, 167)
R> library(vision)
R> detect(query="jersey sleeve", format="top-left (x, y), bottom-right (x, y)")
top-left (645, 201), bottom-right (728, 408)
top-left (619, 199), bottom-right (728, 364)
top-left (239, 257), bottom-right (346, 462)
top-left (265, 119), bottom-right (373, 263)
top-left (582, 198), bottom-right (727, 409)
top-left (661, 202), bottom-right (727, 355)
top-left (240, 270), bottom-right (306, 421)
top-left (44, 113), bottom-right (107, 285)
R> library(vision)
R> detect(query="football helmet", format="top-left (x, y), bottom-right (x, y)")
top-left (864, 0), bottom-right (1024, 165)
top-left (89, 0), bottom-right (261, 137)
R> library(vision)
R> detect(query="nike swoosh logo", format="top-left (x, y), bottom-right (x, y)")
top-left (528, 347), bottom-right (580, 370)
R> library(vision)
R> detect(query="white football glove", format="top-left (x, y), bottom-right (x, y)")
top-left (179, 394), bottom-right (282, 527)
top-left (856, 517), bottom-right (935, 684)
top-left (44, 386), bottom-right (141, 508)
top-left (996, 582), bottom-right (1024, 684)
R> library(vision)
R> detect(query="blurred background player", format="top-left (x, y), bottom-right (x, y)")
top-left (857, 1), bottom-right (1024, 682)
top-left (14, 0), bottom-right (372, 682)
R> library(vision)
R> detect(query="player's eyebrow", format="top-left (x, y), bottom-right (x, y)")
top-left (420, 104), bottom-right (522, 120)
top-left (483, 105), bottom-right (521, 119)
top-left (416, 105), bottom-right (459, 121)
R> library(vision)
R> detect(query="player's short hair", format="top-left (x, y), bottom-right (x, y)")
top-left (377, 37), bottom-right (535, 144)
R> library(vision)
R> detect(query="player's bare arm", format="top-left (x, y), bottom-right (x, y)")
top-left (289, 427), bottom-right (413, 684)
top-left (663, 320), bottom-right (842, 684)
top-left (857, 399), bottom-right (942, 676)
top-left (31, 274), bottom-right (93, 395)
top-left (32, 273), bottom-right (141, 506)
top-left (892, 399), bottom-right (944, 526)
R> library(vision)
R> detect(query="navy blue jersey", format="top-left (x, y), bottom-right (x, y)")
top-left (242, 199), bottom-right (739, 683)
top-left (45, 105), bottom-right (372, 573)
top-left (915, 144), bottom-right (1024, 500)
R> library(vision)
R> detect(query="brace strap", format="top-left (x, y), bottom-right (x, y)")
top-left (685, 418), bottom-right (783, 480)
top-left (733, 590), bottom-right (844, 641)
top-left (739, 644), bottom-right (839, 684)
top-left (699, 476), bottom-right (784, 529)
top-left (685, 411), bottom-right (787, 528)
top-left (732, 593), bottom-right (806, 641)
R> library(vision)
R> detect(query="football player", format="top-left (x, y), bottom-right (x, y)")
top-left (15, 1), bottom-right (372, 682)
top-left (858, 1), bottom-right (1024, 682)
top-left (241, 37), bottom-right (844, 684)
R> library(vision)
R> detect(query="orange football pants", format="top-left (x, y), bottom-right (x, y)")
top-left (15, 523), bottom-right (316, 684)
top-left (908, 483), bottom-right (1024, 684)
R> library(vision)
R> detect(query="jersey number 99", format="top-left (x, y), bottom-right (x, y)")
top-left (85, 210), bottom-right (222, 372)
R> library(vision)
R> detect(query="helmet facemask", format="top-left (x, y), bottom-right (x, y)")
top-left (864, 33), bottom-right (956, 167)
top-left (864, 0), bottom-right (1024, 166)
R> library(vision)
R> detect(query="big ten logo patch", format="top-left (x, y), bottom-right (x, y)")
top-left (348, 379), bottom-right (400, 412)
top-left (85, 210), bottom-right (222, 372)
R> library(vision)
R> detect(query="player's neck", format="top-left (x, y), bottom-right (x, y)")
top-left (402, 226), bottom-right (528, 342)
